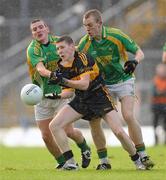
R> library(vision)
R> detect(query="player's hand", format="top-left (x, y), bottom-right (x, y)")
top-left (45, 93), bottom-right (61, 99)
top-left (48, 69), bottom-right (68, 86)
top-left (124, 60), bottom-right (138, 74)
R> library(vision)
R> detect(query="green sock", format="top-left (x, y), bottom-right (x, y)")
top-left (97, 148), bottom-right (109, 164)
top-left (97, 148), bottom-right (107, 159)
top-left (77, 138), bottom-right (90, 152)
top-left (135, 143), bottom-right (146, 152)
top-left (56, 155), bottom-right (66, 165)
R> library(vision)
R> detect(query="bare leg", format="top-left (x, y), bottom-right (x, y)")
top-left (49, 105), bottom-right (82, 155)
top-left (103, 110), bottom-right (136, 156)
top-left (121, 96), bottom-right (143, 145)
top-left (121, 96), bottom-right (154, 169)
top-left (89, 119), bottom-right (106, 150)
top-left (89, 119), bottom-right (111, 168)
top-left (37, 119), bottom-right (62, 158)
top-left (103, 110), bottom-right (146, 170)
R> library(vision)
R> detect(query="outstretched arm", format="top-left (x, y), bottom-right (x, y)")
top-left (36, 62), bottom-right (51, 77)
top-left (134, 48), bottom-right (144, 63)
top-left (65, 73), bottom-right (90, 90)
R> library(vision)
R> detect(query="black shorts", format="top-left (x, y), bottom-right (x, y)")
top-left (69, 87), bottom-right (115, 121)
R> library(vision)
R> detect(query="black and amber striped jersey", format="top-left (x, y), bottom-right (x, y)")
top-left (57, 51), bottom-right (104, 99)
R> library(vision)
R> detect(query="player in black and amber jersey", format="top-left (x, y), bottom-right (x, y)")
top-left (56, 50), bottom-right (115, 119)
top-left (48, 35), bottom-right (146, 170)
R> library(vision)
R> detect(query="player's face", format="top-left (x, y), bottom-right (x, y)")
top-left (83, 16), bottom-right (102, 38)
top-left (56, 41), bottom-right (75, 61)
top-left (30, 20), bottom-right (49, 43)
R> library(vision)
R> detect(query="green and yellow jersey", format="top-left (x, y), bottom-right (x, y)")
top-left (27, 34), bottom-right (61, 95)
top-left (78, 26), bottom-right (139, 85)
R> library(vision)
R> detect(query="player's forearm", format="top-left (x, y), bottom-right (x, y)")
top-left (38, 69), bottom-right (51, 77)
top-left (36, 62), bottom-right (51, 77)
top-left (135, 48), bottom-right (144, 63)
top-left (65, 79), bottom-right (89, 90)
top-left (60, 90), bottom-right (74, 99)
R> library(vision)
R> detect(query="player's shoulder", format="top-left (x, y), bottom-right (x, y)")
top-left (75, 51), bottom-right (88, 66)
top-left (106, 26), bottom-right (124, 36)
top-left (27, 39), bottom-right (41, 53)
top-left (105, 26), bottom-right (132, 42)
top-left (49, 34), bottom-right (60, 43)
top-left (79, 34), bottom-right (90, 44)
top-left (77, 51), bottom-right (94, 66)
top-left (27, 39), bottom-right (40, 49)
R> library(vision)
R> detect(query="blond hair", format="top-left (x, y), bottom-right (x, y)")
top-left (83, 9), bottom-right (102, 23)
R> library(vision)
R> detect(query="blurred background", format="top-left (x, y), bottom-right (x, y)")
top-left (0, 0), bottom-right (166, 146)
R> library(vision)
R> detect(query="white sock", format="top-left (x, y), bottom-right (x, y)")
top-left (137, 151), bottom-right (147, 159)
top-left (66, 158), bottom-right (75, 164)
top-left (100, 157), bottom-right (110, 164)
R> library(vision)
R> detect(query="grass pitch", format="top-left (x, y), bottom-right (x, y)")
top-left (0, 144), bottom-right (165, 180)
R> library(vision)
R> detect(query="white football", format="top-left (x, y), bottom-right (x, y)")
top-left (20, 84), bottom-right (43, 105)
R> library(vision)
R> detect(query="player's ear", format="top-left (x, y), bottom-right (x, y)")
top-left (98, 20), bottom-right (102, 26)
top-left (46, 26), bottom-right (50, 33)
top-left (44, 23), bottom-right (50, 33)
top-left (71, 43), bottom-right (75, 50)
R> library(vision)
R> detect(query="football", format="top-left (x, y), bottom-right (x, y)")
top-left (20, 84), bottom-right (43, 105)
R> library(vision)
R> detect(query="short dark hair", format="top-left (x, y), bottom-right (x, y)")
top-left (30, 19), bottom-right (47, 27)
top-left (83, 9), bottom-right (102, 23)
top-left (56, 35), bottom-right (74, 44)
top-left (31, 19), bottom-right (41, 24)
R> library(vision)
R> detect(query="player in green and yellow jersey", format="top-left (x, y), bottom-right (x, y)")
top-left (27, 19), bottom-right (91, 169)
top-left (78, 9), bottom-right (154, 170)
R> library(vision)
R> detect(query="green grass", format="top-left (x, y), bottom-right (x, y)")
top-left (0, 144), bottom-right (165, 180)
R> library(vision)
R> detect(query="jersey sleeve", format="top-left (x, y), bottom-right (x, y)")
top-left (79, 53), bottom-right (94, 75)
top-left (79, 54), bottom-right (100, 82)
top-left (110, 28), bottom-right (139, 54)
top-left (27, 46), bottom-right (44, 67)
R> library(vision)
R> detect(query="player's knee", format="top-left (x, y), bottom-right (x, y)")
top-left (49, 120), bottom-right (60, 133)
top-left (123, 111), bottom-right (133, 122)
top-left (64, 126), bottom-right (75, 138)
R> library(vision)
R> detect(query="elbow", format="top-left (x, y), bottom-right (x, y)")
top-left (136, 49), bottom-right (144, 63)
top-left (138, 49), bottom-right (144, 61)
top-left (141, 51), bottom-right (145, 61)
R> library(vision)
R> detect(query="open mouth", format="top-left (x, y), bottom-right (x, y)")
top-left (37, 34), bottom-right (43, 38)
top-left (60, 54), bottom-right (65, 58)
top-left (88, 31), bottom-right (93, 36)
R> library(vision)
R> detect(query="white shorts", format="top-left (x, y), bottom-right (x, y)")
top-left (34, 98), bottom-right (68, 121)
top-left (106, 78), bottom-right (135, 103)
